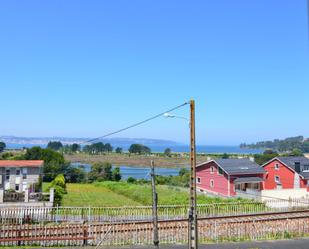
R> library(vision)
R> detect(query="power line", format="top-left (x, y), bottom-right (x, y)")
top-left (82, 102), bottom-right (189, 145)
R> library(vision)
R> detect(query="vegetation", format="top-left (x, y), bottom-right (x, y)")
top-left (254, 149), bottom-right (279, 165)
top-left (18, 147), bottom-right (86, 183)
top-left (164, 148), bottom-right (172, 157)
top-left (83, 142), bottom-right (113, 154)
top-left (47, 174), bottom-right (67, 205)
top-left (88, 162), bottom-right (121, 182)
top-left (47, 141), bottom-right (63, 151)
top-left (60, 182), bottom-right (243, 206)
top-left (19, 147), bottom-right (69, 181)
top-left (115, 147), bottom-right (123, 154)
top-left (61, 143), bottom-right (81, 154)
top-left (128, 144), bottom-right (151, 154)
top-left (241, 135), bottom-right (309, 153)
top-left (62, 183), bottom-right (140, 206)
top-left (0, 142), bottom-right (6, 152)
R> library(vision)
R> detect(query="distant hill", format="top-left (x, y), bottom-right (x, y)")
top-left (240, 136), bottom-right (309, 153)
top-left (0, 135), bottom-right (182, 149)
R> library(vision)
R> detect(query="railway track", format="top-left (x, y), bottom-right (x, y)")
top-left (1, 210), bottom-right (309, 246)
top-left (88, 209), bottom-right (309, 225)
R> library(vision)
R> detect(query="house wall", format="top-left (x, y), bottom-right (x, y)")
top-left (1, 167), bottom-right (41, 192)
top-left (196, 161), bottom-right (229, 197)
top-left (230, 173), bottom-right (264, 196)
top-left (263, 159), bottom-right (304, 190)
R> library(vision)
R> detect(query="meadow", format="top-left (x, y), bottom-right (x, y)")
top-left (57, 182), bottom-right (243, 207)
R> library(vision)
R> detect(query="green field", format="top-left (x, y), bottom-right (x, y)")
top-left (61, 183), bottom-right (141, 206)
top-left (59, 182), bottom-right (242, 207)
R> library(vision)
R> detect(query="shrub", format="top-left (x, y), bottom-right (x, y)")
top-left (127, 177), bottom-right (136, 183)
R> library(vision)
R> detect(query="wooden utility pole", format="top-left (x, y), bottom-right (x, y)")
top-left (188, 99), bottom-right (198, 249)
top-left (151, 160), bottom-right (159, 247)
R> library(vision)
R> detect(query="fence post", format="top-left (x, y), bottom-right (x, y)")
top-left (83, 221), bottom-right (88, 246)
top-left (49, 188), bottom-right (54, 204)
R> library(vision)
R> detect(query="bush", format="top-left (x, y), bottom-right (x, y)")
top-left (127, 177), bottom-right (136, 183)
top-left (48, 174), bottom-right (67, 206)
top-left (51, 174), bottom-right (66, 192)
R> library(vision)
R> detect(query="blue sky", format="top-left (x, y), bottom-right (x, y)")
top-left (0, 1), bottom-right (308, 145)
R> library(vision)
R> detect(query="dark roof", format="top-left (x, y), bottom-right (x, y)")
top-left (276, 157), bottom-right (309, 179)
top-left (234, 177), bottom-right (264, 184)
top-left (200, 158), bottom-right (265, 175)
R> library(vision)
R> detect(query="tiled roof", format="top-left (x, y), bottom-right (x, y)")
top-left (0, 160), bottom-right (44, 167)
top-left (234, 177), bottom-right (264, 184)
top-left (198, 158), bottom-right (265, 175)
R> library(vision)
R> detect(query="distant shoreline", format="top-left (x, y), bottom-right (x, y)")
top-left (5, 143), bottom-right (262, 154)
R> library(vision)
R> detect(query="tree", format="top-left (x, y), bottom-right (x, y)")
top-left (254, 150), bottom-right (279, 165)
top-left (65, 166), bottom-right (86, 183)
top-left (104, 143), bottom-right (113, 152)
top-left (0, 142), bottom-right (6, 153)
top-left (22, 146), bottom-right (69, 181)
top-left (71, 143), bottom-right (81, 152)
top-left (164, 148), bottom-right (172, 157)
top-left (222, 153), bottom-right (229, 159)
top-left (88, 162), bottom-right (113, 182)
top-left (127, 177), bottom-right (136, 183)
top-left (179, 168), bottom-right (189, 176)
top-left (289, 149), bottom-right (304, 157)
top-left (115, 147), bottom-right (123, 154)
top-left (129, 144), bottom-right (151, 154)
top-left (47, 141), bottom-right (63, 151)
top-left (112, 167), bottom-right (122, 181)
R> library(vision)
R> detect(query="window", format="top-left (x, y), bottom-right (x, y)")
top-left (275, 163), bottom-right (279, 170)
top-left (210, 180), bottom-right (214, 188)
top-left (5, 169), bottom-right (10, 180)
top-left (210, 166), bottom-right (214, 174)
top-left (218, 167), bottom-right (223, 175)
top-left (16, 169), bottom-right (21, 176)
top-left (22, 174), bottom-right (27, 180)
top-left (304, 165), bottom-right (309, 172)
top-left (197, 177), bottom-right (201, 183)
top-left (15, 184), bottom-right (19, 191)
top-left (275, 176), bottom-right (281, 184)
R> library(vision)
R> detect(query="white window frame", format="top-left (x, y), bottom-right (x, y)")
top-left (16, 168), bottom-right (21, 176)
top-left (210, 166), bottom-right (214, 174)
top-left (197, 177), bottom-right (201, 183)
top-left (275, 163), bottom-right (279, 170)
top-left (210, 179), bottom-right (214, 188)
top-left (15, 184), bottom-right (20, 191)
top-left (5, 169), bottom-right (10, 180)
top-left (275, 175), bottom-right (281, 184)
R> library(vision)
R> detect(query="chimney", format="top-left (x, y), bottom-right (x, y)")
top-left (295, 162), bottom-right (301, 173)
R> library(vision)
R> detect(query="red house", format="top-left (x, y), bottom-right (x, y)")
top-left (263, 157), bottom-right (309, 191)
top-left (196, 159), bottom-right (265, 197)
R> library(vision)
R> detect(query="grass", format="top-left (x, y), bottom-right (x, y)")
top-left (98, 181), bottom-right (241, 205)
top-left (61, 183), bottom-right (140, 206)
top-left (58, 181), bottom-right (247, 207)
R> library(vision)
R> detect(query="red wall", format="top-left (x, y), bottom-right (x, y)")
top-left (196, 161), bottom-right (230, 196)
top-left (263, 159), bottom-right (306, 190)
